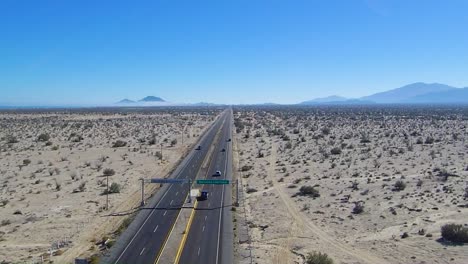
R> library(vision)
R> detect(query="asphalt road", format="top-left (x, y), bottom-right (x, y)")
top-left (178, 108), bottom-right (233, 264)
top-left (110, 110), bottom-right (231, 264)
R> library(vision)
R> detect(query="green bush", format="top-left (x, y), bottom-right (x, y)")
top-left (109, 183), bottom-right (121, 194)
top-left (330, 147), bottom-right (341, 155)
top-left (37, 133), bottom-right (50, 142)
top-left (393, 180), bottom-right (406, 191)
top-left (441, 223), bottom-right (468, 243)
top-left (298, 185), bottom-right (320, 198)
top-left (305, 252), bottom-right (334, 264)
top-left (112, 140), bottom-right (127, 148)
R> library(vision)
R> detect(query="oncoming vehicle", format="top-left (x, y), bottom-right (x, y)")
top-left (213, 170), bottom-right (222, 177)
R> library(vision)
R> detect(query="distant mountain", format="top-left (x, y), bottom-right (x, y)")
top-left (192, 102), bottom-right (218, 106)
top-left (300, 95), bottom-right (347, 105)
top-left (404, 87), bottom-right (468, 103)
top-left (360, 82), bottom-right (457, 103)
top-left (117, 99), bottom-right (135, 104)
top-left (139, 96), bottom-right (165, 102)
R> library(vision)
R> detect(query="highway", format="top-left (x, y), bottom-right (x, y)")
top-left (105, 109), bottom-right (232, 264)
top-left (178, 109), bottom-right (233, 264)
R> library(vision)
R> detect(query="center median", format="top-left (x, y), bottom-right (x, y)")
top-left (155, 117), bottom-right (226, 264)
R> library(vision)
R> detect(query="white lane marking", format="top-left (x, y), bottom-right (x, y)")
top-left (205, 215), bottom-right (207, 221)
top-left (176, 191), bottom-right (178, 196)
top-left (140, 248), bottom-right (145, 256)
top-left (163, 210), bottom-right (167, 216)
top-left (202, 225), bottom-right (205, 232)
top-left (170, 200), bottom-right (174, 205)
top-left (115, 120), bottom-right (211, 263)
top-left (198, 247), bottom-right (201, 256)
top-left (153, 225), bottom-right (159, 233)
top-left (216, 118), bottom-right (230, 264)
top-left (208, 202), bottom-right (211, 207)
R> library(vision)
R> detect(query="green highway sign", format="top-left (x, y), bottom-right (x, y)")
top-left (196, 179), bottom-right (230, 185)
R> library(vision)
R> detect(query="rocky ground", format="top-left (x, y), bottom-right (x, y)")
top-left (234, 105), bottom-right (468, 264)
top-left (0, 107), bottom-right (220, 263)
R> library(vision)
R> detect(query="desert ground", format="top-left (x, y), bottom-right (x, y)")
top-left (0, 107), bottom-right (220, 263)
top-left (234, 105), bottom-right (468, 264)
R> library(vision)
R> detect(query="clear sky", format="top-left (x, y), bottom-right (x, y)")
top-left (1, 0), bottom-right (468, 105)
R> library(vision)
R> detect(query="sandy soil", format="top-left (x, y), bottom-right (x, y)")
top-left (234, 106), bottom-right (468, 264)
top-left (0, 108), bottom-right (219, 263)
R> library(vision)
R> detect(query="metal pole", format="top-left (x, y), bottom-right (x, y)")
top-left (160, 143), bottom-right (163, 161)
top-left (106, 175), bottom-right (109, 210)
top-left (236, 179), bottom-right (239, 206)
top-left (188, 179), bottom-right (192, 203)
top-left (141, 179), bottom-right (145, 206)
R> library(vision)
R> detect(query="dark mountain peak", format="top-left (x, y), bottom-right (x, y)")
top-left (139, 96), bottom-right (165, 102)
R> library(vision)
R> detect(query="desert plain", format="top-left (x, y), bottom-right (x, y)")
top-left (0, 107), bottom-right (219, 263)
top-left (233, 105), bottom-right (468, 264)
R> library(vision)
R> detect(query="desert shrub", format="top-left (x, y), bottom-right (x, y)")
top-left (330, 147), bottom-right (341, 155)
top-left (321, 127), bottom-right (330, 136)
top-left (352, 202), bottom-right (364, 214)
top-left (416, 137), bottom-right (423, 144)
top-left (109, 183), bottom-right (121, 194)
top-left (441, 224), bottom-right (468, 243)
top-left (78, 182), bottom-right (86, 192)
top-left (298, 185), bottom-right (320, 198)
top-left (52, 145), bottom-right (59, 150)
top-left (148, 137), bottom-right (156, 145)
top-left (37, 133), bottom-right (50, 142)
top-left (103, 168), bottom-right (115, 176)
top-left (5, 135), bottom-right (18, 144)
top-left (246, 188), bottom-right (258, 194)
top-left (393, 180), bottom-right (406, 191)
top-left (360, 133), bottom-right (371, 143)
top-left (171, 139), bottom-right (177, 146)
top-left (55, 181), bottom-right (61, 191)
top-left (23, 159), bottom-right (31, 166)
top-left (1, 220), bottom-right (11, 226)
top-left (425, 136), bottom-right (434, 144)
top-left (241, 165), bottom-right (253, 172)
top-left (13, 210), bottom-right (22, 215)
top-left (112, 140), bottom-right (127, 148)
top-left (305, 251), bottom-right (334, 264)
top-left (0, 200), bottom-right (9, 207)
top-left (155, 151), bottom-right (162, 160)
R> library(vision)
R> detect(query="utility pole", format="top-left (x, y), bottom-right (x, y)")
top-left (235, 179), bottom-right (239, 206)
top-left (140, 178), bottom-right (145, 206)
top-left (188, 179), bottom-right (192, 203)
top-left (160, 143), bottom-right (163, 161)
top-left (106, 175), bottom-right (109, 210)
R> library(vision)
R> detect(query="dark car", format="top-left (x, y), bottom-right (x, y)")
top-left (221, 148), bottom-right (226, 152)
top-left (195, 145), bottom-right (201, 150)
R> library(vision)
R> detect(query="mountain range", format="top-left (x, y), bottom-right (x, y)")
top-left (117, 96), bottom-right (166, 104)
top-left (300, 82), bottom-right (468, 105)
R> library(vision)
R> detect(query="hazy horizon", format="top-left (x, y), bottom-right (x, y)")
top-left (2, 0), bottom-right (468, 105)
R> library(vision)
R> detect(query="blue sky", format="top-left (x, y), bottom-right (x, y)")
top-left (1, 0), bottom-right (468, 105)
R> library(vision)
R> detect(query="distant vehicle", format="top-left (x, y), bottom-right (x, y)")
top-left (227, 138), bottom-right (231, 142)
top-left (221, 148), bottom-right (225, 152)
top-left (213, 170), bottom-right (222, 177)
top-left (196, 190), bottom-right (208, 201)
top-left (195, 145), bottom-right (201, 150)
